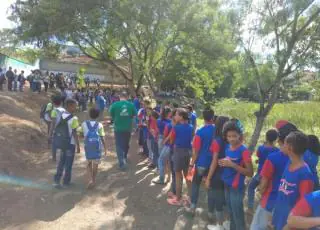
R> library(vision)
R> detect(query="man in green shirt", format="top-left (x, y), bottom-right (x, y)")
top-left (109, 91), bottom-right (137, 170)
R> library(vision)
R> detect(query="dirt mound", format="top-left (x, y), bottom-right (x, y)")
top-left (0, 91), bottom-right (51, 176)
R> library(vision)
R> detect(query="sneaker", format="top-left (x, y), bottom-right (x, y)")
top-left (223, 221), bottom-right (230, 230)
top-left (123, 159), bottom-right (127, 165)
top-left (207, 224), bottom-right (224, 230)
top-left (152, 178), bottom-right (165, 185)
top-left (53, 183), bottom-right (62, 189)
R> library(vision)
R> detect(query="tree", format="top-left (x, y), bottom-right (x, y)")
top-left (236, 0), bottom-right (320, 150)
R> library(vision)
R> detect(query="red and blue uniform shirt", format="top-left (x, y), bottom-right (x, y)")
top-left (256, 145), bottom-right (279, 174)
top-left (210, 137), bottom-right (226, 180)
top-left (304, 149), bottom-right (319, 188)
top-left (290, 190), bottom-right (320, 230)
top-left (260, 150), bottom-right (290, 212)
top-left (133, 97), bottom-right (140, 111)
top-left (272, 163), bottom-right (314, 230)
top-left (170, 123), bottom-right (193, 149)
top-left (189, 112), bottom-right (197, 128)
top-left (192, 124), bottom-right (215, 168)
top-left (157, 119), bottom-right (171, 136)
top-left (148, 116), bottom-right (158, 139)
top-left (138, 108), bottom-right (147, 127)
top-left (220, 144), bottom-right (251, 190)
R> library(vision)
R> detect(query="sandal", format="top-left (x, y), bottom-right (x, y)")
top-left (167, 191), bottom-right (175, 198)
top-left (167, 197), bottom-right (183, 206)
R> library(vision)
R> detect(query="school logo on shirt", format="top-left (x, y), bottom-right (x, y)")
top-left (120, 106), bottom-right (129, 116)
top-left (278, 179), bottom-right (297, 195)
top-left (226, 156), bottom-right (239, 161)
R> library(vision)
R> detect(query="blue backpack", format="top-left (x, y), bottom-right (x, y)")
top-left (84, 121), bottom-right (102, 159)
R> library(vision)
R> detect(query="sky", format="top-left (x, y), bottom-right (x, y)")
top-left (0, 0), bottom-right (16, 29)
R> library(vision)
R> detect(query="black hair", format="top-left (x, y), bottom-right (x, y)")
top-left (213, 115), bottom-right (218, 123)
top-left (308, 135), bottom-right (320, 156)
top-left (278, 122), bottom-right (298, 143)
top-left (266, 129), bottom-right (278, 143)
top-left (65, 98), bottom-right (77, 107)
top-left (89, 108), bottom-right (100, 119)
top-left (176, 108), bottom-right (189, 121)
top-left (151, 110), bottom-right (160, 119)
top-left (161, 107), bottom-right (171, 120)
top-left (202, 108), bottom-right (214, 122)
top-left (222, 120), bottom-right (242, 139)
top-left (51, 94), bottom-right (62, 106)
top-left (285, 131), bottom-right (308, 156)
top-left (215, 116), bottom-right (230, 138)
top-left (186, 104), bottom-right (193, 112)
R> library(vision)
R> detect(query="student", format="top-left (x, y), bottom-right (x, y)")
top-left (206, 116), bottom-right (230, 230)
top-left (52, 99), bottom-right (80, 188)
top-left (148, 110), bottom-right (160, 169)
top-left (155, 100), bottom-right (162, 114)
top-left (40, 95), bottom-right (57, 136)
top-left (153, 109), bottom-right (173, 185)
top-left (78, 108), bottom-right (107, 189)
top-left (186, 108), bottom-right (215, 215)
top-left (286, 190), bottom-right (320, 230)
top-left (218, 120), bottom-right (253, 230)
top-left (137, 100), bottom-right (150, 156)
top-left (250, 120), bottom-right (298, 230)
top-left (156, 107), bottom-right (172, 156)
top-left (272, 131), bottom-right (314, 230)
top-left (187, 104), bottom-right (197, 132)
top-left (304, 135), bottom-right (320, 190)
top-left (247, 129), bottom-right (279, 213)
top-left (167, 108), bottom-right (193, 206)
top-left (96, 90), bottom-right (106, 121)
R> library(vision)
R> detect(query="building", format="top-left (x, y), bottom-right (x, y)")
top-left (39, 55), bottom-right (130, 85)
top-left (0, 53), bottom-right (39, 75)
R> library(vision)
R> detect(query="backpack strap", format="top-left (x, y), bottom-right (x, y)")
top-left (86, 121), bottom-right (99, 132)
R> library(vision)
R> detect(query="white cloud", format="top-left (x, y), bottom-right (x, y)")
top-left (0, 0), bottom-right (16, 29)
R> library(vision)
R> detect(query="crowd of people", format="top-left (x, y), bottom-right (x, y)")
top-left (38, 87), bottom-right (320, 230)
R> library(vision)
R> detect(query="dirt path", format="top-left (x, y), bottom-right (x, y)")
top-left (0, 107), bottom-right (210, 230)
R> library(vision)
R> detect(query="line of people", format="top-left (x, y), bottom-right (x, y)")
top-left (134, 98), bottom-right (320, 230)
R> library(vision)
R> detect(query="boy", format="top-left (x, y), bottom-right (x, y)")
top-left (272, 131), bottom-right (314, 230)
top-left (96, 90), bottom-right (106, 121)
top-left (186, 104), bottom-right (197, 133)
top-left (79, 108), bottom-right (107, 189)
top-left (167, 108), bottom-right (193, 206)
top-left (48, 94), bottom-right (64, 161)
top-left (187, 108), bottom-right (215, 214)
top-left (250, 121), bottom-right (298, 230)
top-left (137, 100), bottom-right (150, 156)
top-left (286, 190), bottom-right (320, 230)
top-left (52, 99), bottom-right (80, 188)
top-left (247, 129), bottom-right (279, 213)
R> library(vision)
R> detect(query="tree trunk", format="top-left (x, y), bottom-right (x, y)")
top-left (249, 115), bottom-right (266, 152)
top-left (127, 79), bottom-right (136, 97)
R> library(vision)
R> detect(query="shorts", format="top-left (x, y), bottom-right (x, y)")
top-left (87, 159), bottom-right (101, 165)
top-left (172, 147), bottom-right (191, 173)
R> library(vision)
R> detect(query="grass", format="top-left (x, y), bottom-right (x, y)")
top-left (198, 99), bottom-right (320, 146)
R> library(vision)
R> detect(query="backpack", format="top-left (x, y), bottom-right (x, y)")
top-left (54, 113), bottom-right (73, 150)
top-left (84, 121), bottom-right (102, 159)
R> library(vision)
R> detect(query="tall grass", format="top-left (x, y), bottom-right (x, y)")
top-left (200, 99), bottom-right (320, 146)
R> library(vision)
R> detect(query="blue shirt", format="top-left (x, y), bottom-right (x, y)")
top-left (157, 119), bottom-right (171, 136)
top-left (304, 149), bottom-right (319, 186)
top-left (133, 98), bottom-right (140, 111)
top-left (256, 145), bottom-right (279, 174)
top-left (172, 123), bottom-right (193, 149)
top-left (189, 112), bottom-right (197, 128)
top-left (272, 164), bottom-right (314, 230)
top-left (193, 124), bottom-right (215, 168)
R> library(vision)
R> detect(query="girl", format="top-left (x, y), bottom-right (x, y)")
top-left (218, 120), bottom-right (253, 230)
top-left (147, 110), bottom-right (160, 169)
top-left (206, 116), bottom-right (230, 230)
top-left (167, 108), bottom-right (193, 206)
top-left (153, 107), bottom-right (172, 184)
top-left (304, 135), bottom-right (320, 190)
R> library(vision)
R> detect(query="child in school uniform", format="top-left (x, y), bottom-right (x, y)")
top-left (52, 99), bottom-right (80, 188)
top-left (304, 135), bottom-right (320, 190)
top-left (206, 116), bottom-right (230, 230)
top-left (247, 129), bottom-right (279, 213)
top-left (217, 120), bottom-right (253, 230)
top-left (148, 110), bottom-right (160, 169)
top-left (152, 107), bottom-right (172, 185)
top-left (186, 108), bottom-right (215, 215)
top-left (286, 190), bottom-right (320, 230)
top-left (250, 120), bottom-right (298, 230)
top-left (78, 108), bottom-right (107, 189)
top-left (137, 100), bottom-right (149, 156)
top-left (272, 131), bottom-right (314, 230)
top-left (167, 108), bottom-right (194, 206)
